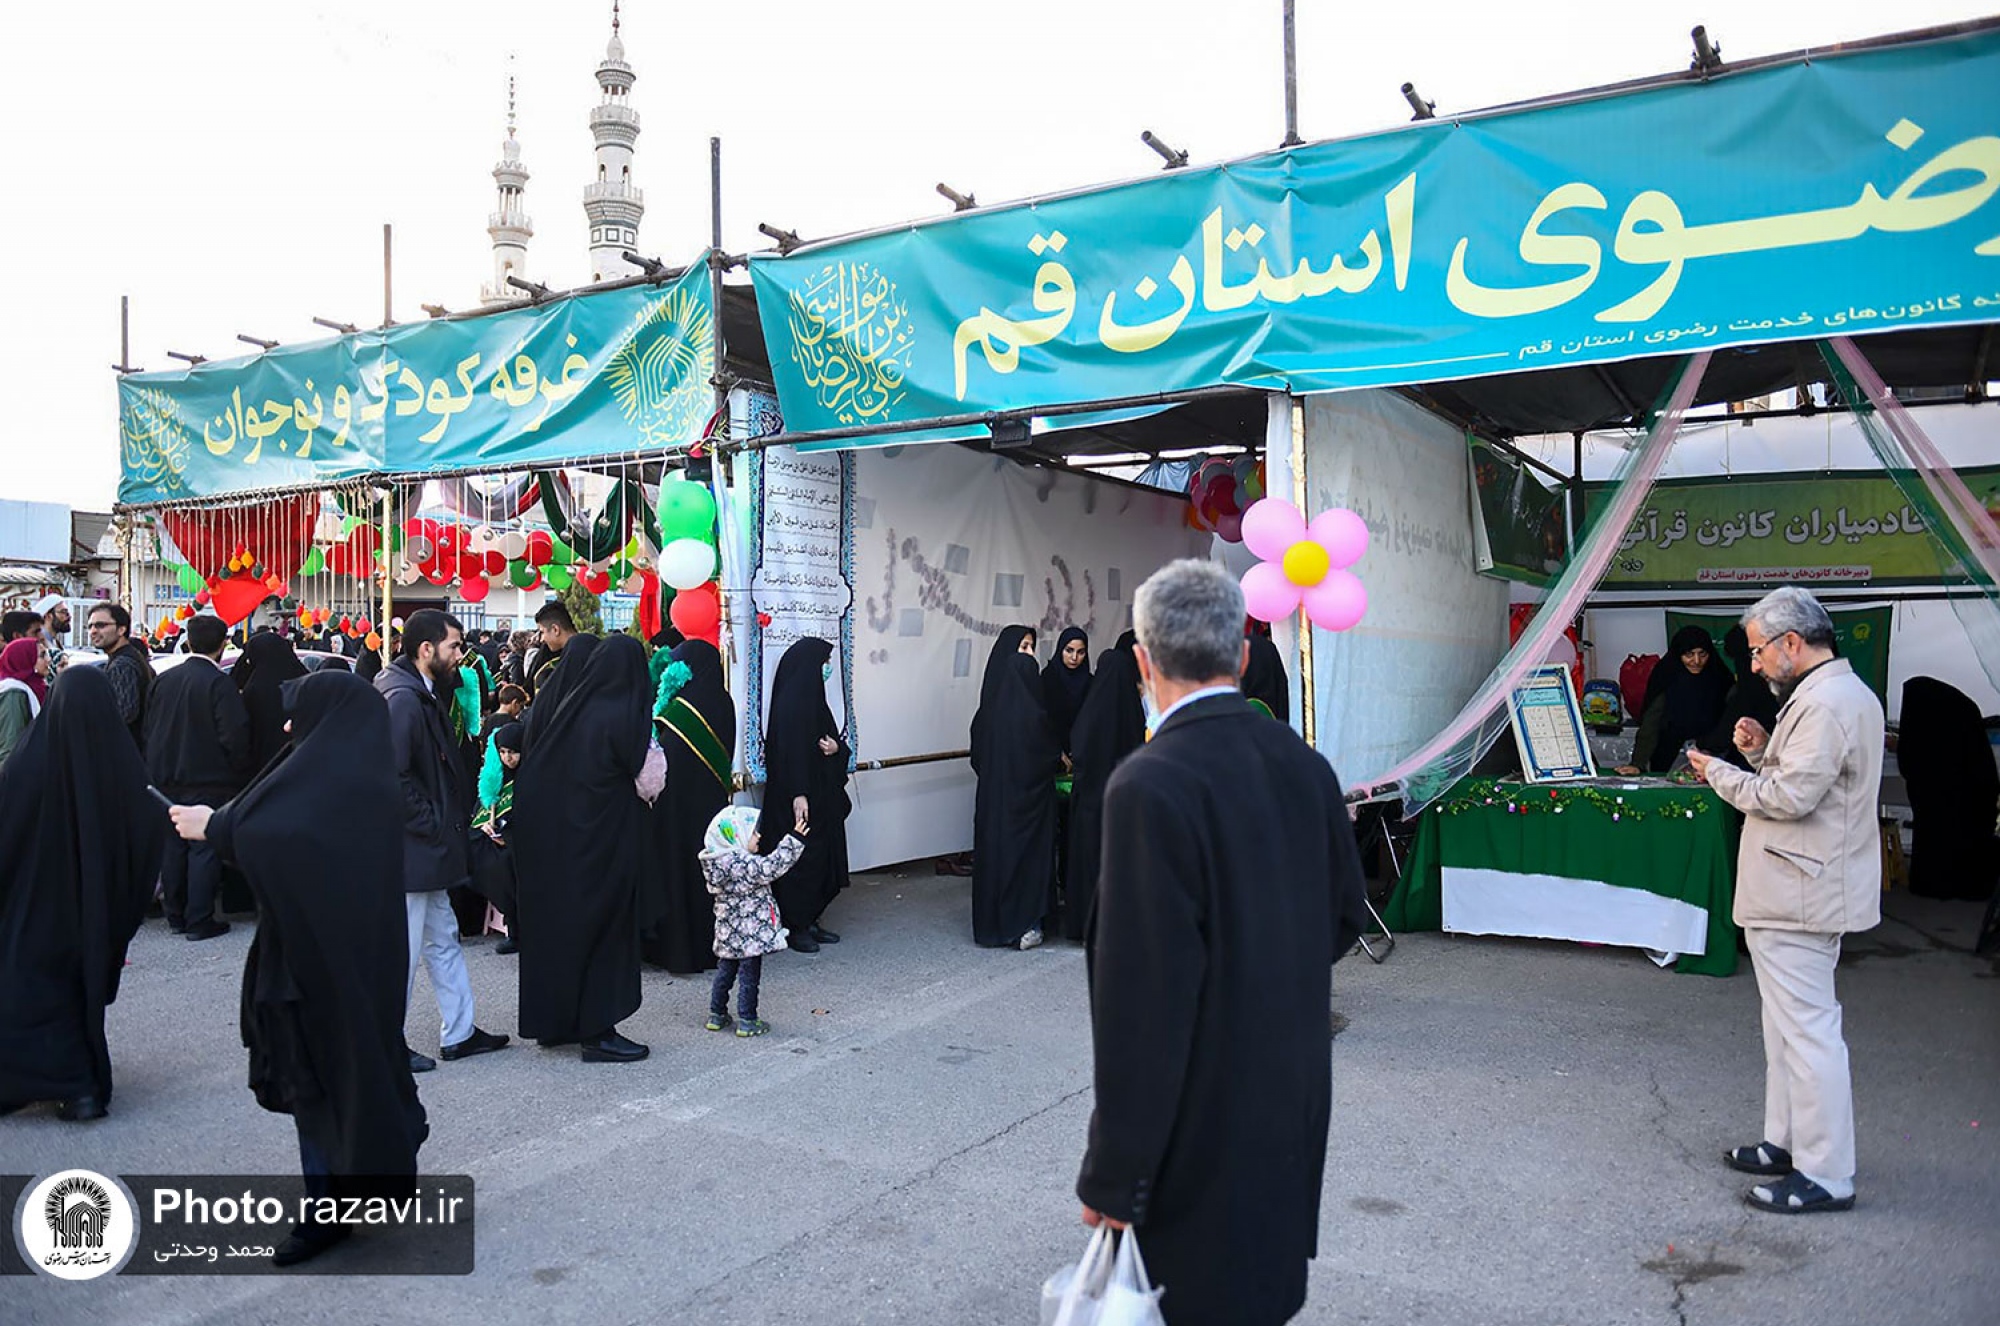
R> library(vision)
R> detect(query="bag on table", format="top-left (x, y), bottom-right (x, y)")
top-left (1041, 1224), bottom-right (1165, 1326)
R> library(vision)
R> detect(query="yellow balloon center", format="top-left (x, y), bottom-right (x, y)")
top-left (1282, 540), bottom-right (1330, 586)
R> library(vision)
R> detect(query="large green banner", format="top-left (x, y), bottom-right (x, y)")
top-left (1594, 467), bottom-right (2000, 588)
top-left (118, 261), bottom-right (714, 504)
top-left (1667, 605), bottom-right (1893, 704)
top-left (751, 28), bottom-right (2000, 434)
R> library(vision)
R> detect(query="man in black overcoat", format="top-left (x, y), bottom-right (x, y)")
top-left (144, 613), bottom-right (252, 940)
top-left (1076, 559), bottom-right (1370, 1326)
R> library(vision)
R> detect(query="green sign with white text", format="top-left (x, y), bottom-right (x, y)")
top-left (1593, 467), bottom-right (2000, 589)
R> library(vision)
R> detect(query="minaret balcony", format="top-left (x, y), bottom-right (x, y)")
top-left (582, 182), bottom-right (645, 209)
top-left (488, 217), bottom-right (535, 239)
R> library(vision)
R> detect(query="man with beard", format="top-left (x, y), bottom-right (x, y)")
top-left (1688, 587), bottom-right (1884, 1216)
top-left (376, 609), bottom-right (509, 1073)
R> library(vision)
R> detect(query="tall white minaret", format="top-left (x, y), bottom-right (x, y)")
top-left (481, 71), bottom-right (534, 305)
top-left (584, 1), bottom-right (644, 282)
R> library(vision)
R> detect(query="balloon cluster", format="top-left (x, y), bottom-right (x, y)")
top-left (656, 475), bottom-right (721, 645)
top-left (1187, 455), bottom-right (1267, 543)
top-left (1238, 499), bottom-right (1370, 632)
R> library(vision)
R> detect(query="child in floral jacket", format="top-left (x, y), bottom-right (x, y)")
top-left (700, 805), bottom-right (807, 1037)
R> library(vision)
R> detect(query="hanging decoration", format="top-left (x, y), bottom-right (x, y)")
top-left (1186, 454), bottom-right (1266, 542)
top-left (1239, 497), bottom-right (1369, 632)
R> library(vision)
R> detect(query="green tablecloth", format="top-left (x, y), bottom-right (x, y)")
top-left (1384, 778), bottom-right (1740, 976)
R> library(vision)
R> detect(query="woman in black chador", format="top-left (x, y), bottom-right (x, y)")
top-left (1625, 625), bottom-right (1734, 774)
top-left (234, 630), bottom-right (309, 773)
top-left (971, 625), bottom-right (1063, 950)
top-left (1240, 630), bottom-right (1290, 722)
top-left (0, 667), bottom-right (166, 1122)
top-left (510, 634), bottom-right (654, 1062)
top-left (1063, 631), bottom-right (1146, 942)
top-left (758, 637), bottom-right (852, 953)
top-left (1041, 627), bottom-right (1093, 756)
top-left (642, 639), bottom-right (738, 973)
top-left (1898, 675), bottom-right (2000, 901)
top-left (168, 669), bottom-right (426, 1267)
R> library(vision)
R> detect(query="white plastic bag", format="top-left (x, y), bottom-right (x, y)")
top-left (634, 737), bottom-right (667, 805)
top-left (1042, 1226), bottom-right (1165, 1326)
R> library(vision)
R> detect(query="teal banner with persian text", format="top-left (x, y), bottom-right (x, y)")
top-left (118, 261), bottom-right (714, 504)
top-left (751, 28), bottom-right (2000, 433)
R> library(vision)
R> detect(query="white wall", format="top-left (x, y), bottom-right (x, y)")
top-left (834, 441), bottom-right (1208, 871)
top-left (1272, 390), bottom-right (1512, 784)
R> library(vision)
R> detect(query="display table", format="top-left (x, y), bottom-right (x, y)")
top-left (1384, 777), bottom-right (1739, 976)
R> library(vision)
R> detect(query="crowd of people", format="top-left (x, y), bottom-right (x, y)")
top-left (2, 566), bottom-right (1961, 1315)
top-left (0, 593), bottom-right (860, 1265)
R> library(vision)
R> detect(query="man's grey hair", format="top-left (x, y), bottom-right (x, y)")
top-left (1742, 586), bottom-right (1837, 648)
top-left (1134, 559), bottom-right (1246, 682)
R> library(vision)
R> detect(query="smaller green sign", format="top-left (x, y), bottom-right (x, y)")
top-left (1666, 605), bottom-right (1892, 705)
top-left (1592, 467), bottom-right (2000, 589)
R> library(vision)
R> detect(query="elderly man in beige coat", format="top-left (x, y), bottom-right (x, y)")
top-left (1688, 587), bottom-right (1883, 1216)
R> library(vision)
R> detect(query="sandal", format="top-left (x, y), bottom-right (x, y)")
top-left (1724, 1142), bottom-right (1793, 1176)
top-left (1745, 1171), bottom-right (1854, 1215)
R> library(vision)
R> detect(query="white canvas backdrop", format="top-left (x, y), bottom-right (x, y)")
top-left (1262, 389), bottom-right (1512, 783)
top-left (839, 442), bottom-right (1209, 871)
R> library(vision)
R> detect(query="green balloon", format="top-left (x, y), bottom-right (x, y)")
top-left (173, 563), bottom-right (206, 596)
top-left (298, 547), bottom-right (325, 577)
top-left (544, 564), bottom-right (573, 591)
top-left (610, 558), bottom-right (633, 581)
top-left (656, 478), bottom-right (717, 542)
top-left (509, 560), bottom-right (539, 589)
top-left (552, 536), bottom-right (576, 565)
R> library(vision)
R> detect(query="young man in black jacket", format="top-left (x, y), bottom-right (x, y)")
top-left (144, 615), bottom-right (251, 939)
top-left (377, 609), bottom-right (509, 1073)
top-left (88, 603), bottom-right (155, 752)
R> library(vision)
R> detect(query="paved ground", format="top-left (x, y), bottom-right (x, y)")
top-left (6, 870), bottom-right (1996, 1325)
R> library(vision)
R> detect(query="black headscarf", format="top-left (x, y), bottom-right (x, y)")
top-left (1041, 627), bottom-right (1093, 754)
top-left (1241, 634), bottom-right (1289, 722)
top-left (524, 634), bottom-right (596, 751)
top-left (511, 634), bottom-right (650, 1041)
top-left (235, 630), bottom-right (309, 775)
top-left (970, 647), bottom-right (1062, 946)
top-left (1637, 625), bottom-right (1734, 772)
top-left (1063, 637), bottom-right (1147, 941)
top-left (1899, 676), bottom-right (2000, 900)
top-left (642, 639), bottom-right (738, 973)
top-left (0, 666), bottom-right (166, 1108)
top-left (1695, 626), bottom-right (1780, 770)
top-left (758, 637), bottom-right (851, 931)
top-left (203, 670), bottom-right (425, 1189)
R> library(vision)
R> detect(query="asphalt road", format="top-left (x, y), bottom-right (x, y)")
top-left (6, 872), bottom-right (1995, 1325)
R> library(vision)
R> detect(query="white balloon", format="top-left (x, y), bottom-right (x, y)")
top-left (405, 535), bottom-right (435, 565)
top-left (658, 537), bottom-right (715, 591)
top-left (499, 531), bottom-right (529, 560)
top-left (468, 525), bottom-right (496, 554)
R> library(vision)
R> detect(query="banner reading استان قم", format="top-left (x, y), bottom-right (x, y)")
top-left (750, 29), bottom-right (2000, 433)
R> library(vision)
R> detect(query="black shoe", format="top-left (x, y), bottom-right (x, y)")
top-left (494, 935), bottom-right (518, 955)
top-left (407, 1047), bottom-right (437, 1073)
top-left (810, 925), bottom-right (841, 944)
top-left (272, 1222), bottom-right (352, 1267)
top-left (1725, 1142), bottom-right (1794, 1177)
top-left (1745, 1171), bottom-right (1855, 1215)
top-left (580, 1030), bottom-right (649, 1063)
top-left (185, 919), bottom-right (231, 941)
top-left (56, 1096), bottom-right (107, 1123)
top-left (439, 1028), bottom-right (511, 1061)
top-left (788, 932), bottom-right (820, 953)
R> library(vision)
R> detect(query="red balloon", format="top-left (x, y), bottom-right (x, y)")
top-left (483, 549), bottom-right (508, 578)
top-left (1214, 511), bottom-right (1245, 543)
top-left (432, 551), bottom-right (460, 581)
top-left (583, 569), bottom-right (611, 595)
top-left (669, 581), bottom-right (721, 642)
top-left (401, 517), bottom-right (424, 538)
top-left (526, 530), bottom-right (555, 568)
top-left (460, 576), bottom-right (490, 603)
